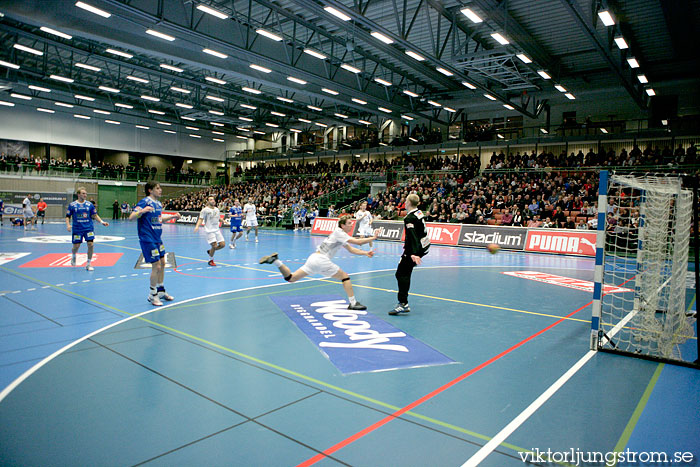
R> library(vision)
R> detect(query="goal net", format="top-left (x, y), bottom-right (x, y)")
top-left (591, 171), bottom-right (694, 363)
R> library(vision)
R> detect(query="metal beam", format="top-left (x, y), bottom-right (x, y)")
top-left (559, 0), bottom-right (646, 110)
top-left (299, 0), bottom-right (537, 118)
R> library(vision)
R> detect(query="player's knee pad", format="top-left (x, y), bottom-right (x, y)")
top-left (284, 274), bottom-right (292, 282)
top-left (341, 277), bottom-right (350, 282)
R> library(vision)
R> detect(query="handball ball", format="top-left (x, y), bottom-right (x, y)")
top-left (487, 243), bottom-right (500, 254)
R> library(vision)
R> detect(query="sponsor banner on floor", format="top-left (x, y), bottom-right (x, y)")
top-left (133, 252), bottom-right (177, 269)
top-left (17, 235), bottom-right (124, 244)
top-left (502, 271), bottom-right (633, 294)
top-left (270, 294), bottom-right (455, 374)
top-left (0, 252), bottom-right (31, 266)
top-left (20, 253), bottom-right (123, 268)
top-left (525, 230), bottom-right (597, 256)
top-left (458, 225), bottom-right (526, 250)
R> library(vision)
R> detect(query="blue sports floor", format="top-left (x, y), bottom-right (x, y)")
top-left (0, 220), bottom-right (698, 466)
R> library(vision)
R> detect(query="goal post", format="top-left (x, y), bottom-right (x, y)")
top-left (590, 170), bottom-right (697, 366)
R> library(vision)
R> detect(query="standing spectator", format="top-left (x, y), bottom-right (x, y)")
top-left (112, 199), bottom-right (120, 220)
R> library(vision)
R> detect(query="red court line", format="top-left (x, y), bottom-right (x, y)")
top-left (297, 300), bottom-right (594, 466)
top-left (298, 274), bottom-right (638, 466)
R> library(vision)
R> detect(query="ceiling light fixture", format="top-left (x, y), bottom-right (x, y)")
top-left (340, 63), bottom-right (361, 74)
top-left (205, 76), bottom-right (227, 85)
top-left (303, 49), bottom-right (327, 60)
top-left (255, 29), bottom-right (283, 41)
top-left (75, 1), bottom-right (111, 18)
top-left (146, 29), bottom-right (175, 41)
top-left (405, 50), bottom-right (425, 61)
top-left (370, 31), bottom-right (394, 44)
top-left (160, 64), bottom-right (183, 73)
top-left (75, 63), bottom-right (101, 72)
top-left (203, 48), bottom-right (228, 59)
top-left (13, 44), bottom-right (43, 56)
top-left (126, 75), bottom-right (148, 83)
top-left (40, 26), bottom-right (72, 40)
top-left (490, 33), bottom-right (509, 45)
top-left (323, 6), bottom-right (351, 21)
top-left (106, 48), bottom-right (132, 58)
top-left (196, 4), bottom-right (228, 19)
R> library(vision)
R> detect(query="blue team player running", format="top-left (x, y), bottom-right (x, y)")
top-left (66, 187), bottom-right (109, 271)
top-left (129, 182), bottom-right (181, 306)
top-left (228, 198), bottom-right (243, 249)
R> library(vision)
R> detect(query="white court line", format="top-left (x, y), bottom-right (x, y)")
top-left (0, 264), bottom-right (591, 407)
top-left (462, 296), bottom-right (639, 466)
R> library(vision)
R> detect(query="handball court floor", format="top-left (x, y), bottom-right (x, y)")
top-left (0, 220), bottom-right (697, 466)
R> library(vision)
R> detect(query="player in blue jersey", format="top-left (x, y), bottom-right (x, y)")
top-left (66, 187), bottom-right (109, 271)
top-left (228, 198), bottom-right (244, 249)
top-left (129, 182), bottom-right (181, 306)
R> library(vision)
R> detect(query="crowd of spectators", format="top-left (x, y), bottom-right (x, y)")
top-left (0, 153), bottom-right (220, 184)
top-left (162, 175), bottom-right (358, 224)
top-left (348, 168), bottom-right (601, 229)
top-left (485, 143), bottom-right (697, 170)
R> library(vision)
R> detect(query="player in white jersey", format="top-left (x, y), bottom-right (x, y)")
top-left (22, 194), bottom-right (36, 230)
top-left (242, 197), bottom-right (259, 243)
top-left (354, 201), bottom-right (374, 248)
top-left (259, 215), bottom-right (378, 310)
top-left (195, 196), bottom-right (225, 266)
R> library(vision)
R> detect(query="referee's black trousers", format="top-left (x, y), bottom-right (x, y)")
top-left (395, 254), bottom-right (416, 304)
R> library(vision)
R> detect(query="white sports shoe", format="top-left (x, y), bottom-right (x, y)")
top-left (70, 255), bottom-right (76, 267)
top-left (148, 295), bottom-right (163, 306)
top-left (255, 238), bottom-right (259, 243)
top-left (229, 243), bottom-right (235, 249)
top-left (86, 263), bottom-right (94, 271)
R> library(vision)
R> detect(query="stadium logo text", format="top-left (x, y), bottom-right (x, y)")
top-left (462, 230), bottom-right (523, 246)
top-left (376, 225), bottom-right (402, 240)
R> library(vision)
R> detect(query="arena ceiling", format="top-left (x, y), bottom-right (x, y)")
top-left (0, 0), bottom-right (697, 138)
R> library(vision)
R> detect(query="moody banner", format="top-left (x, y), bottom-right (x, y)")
top-left (270, 294), bottom-right (455, 374)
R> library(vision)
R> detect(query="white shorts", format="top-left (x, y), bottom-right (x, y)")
top-left (23, 210), bottom-right (34, 218)
top-left (206, 230), bottom-right (225, 244)
top-left (245, 218), bottom-right (258, 227)
top-left (358, 225), bottom-right (373, 237)
top-left (299, 252), bottom-right (340, 278)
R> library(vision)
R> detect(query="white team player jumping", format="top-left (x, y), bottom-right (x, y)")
top-left (259, 215), bottom-right (378, 310)
top-left (243, 197), bottom-right (259, 243)
top-left (195, 196), bottom-right (225, 266)
top-left (354, 200), bottom-right (374, 248)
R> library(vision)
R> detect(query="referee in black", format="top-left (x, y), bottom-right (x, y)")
top-left (390, 193), bottom-right (430, 315)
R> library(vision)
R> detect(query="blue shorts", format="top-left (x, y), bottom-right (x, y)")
top-left (140, 241), bottom-right (165, 263)
top-left (230, 222), bottom-right (243, 233)
top-left (72, 231), bottom-right (95, 244)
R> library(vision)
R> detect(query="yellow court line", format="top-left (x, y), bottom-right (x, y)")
top-left (320, 278), bottom-right (593, 324)
top-left (0, 264), bottom-right (544, 461)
